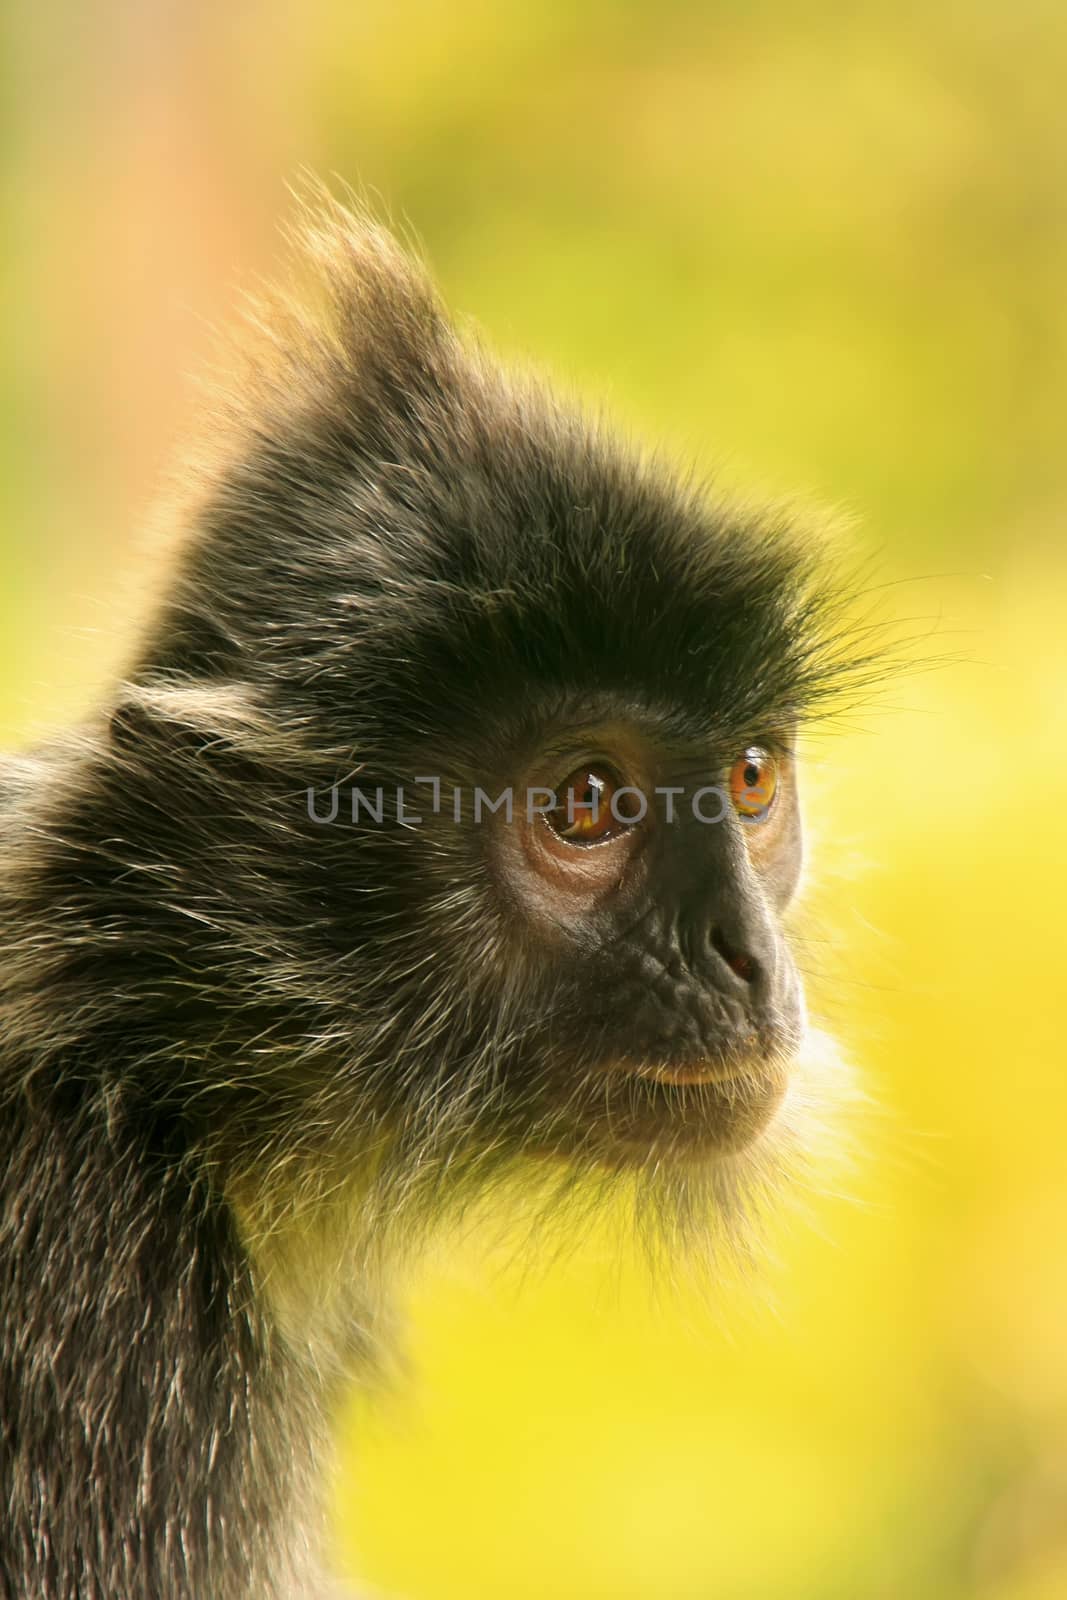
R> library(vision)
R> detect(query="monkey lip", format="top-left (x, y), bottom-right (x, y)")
top-left (633, 1062), bottom-right (743, 1086)
top-left (624, 1037), bottom-right (771, 1087)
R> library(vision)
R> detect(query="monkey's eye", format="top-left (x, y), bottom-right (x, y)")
top-left (729, 747), bottom-right (779, 820)
top-left (545, 764), bottom-right (635, 846)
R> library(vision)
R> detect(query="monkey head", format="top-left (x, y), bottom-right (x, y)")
top-left (71, 205), bottom-right (876, 1243)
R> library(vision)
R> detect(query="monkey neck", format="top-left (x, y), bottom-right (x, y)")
top-left (0, 1070), bottom-right (340, 1599)
top-left (0, 757), bottom-right (363, 1600)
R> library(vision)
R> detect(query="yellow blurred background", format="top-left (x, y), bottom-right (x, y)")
top-left (3, 3), bottom-right (1066, 1596)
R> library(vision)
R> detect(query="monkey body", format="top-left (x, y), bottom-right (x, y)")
top-left (1, 206), bottom-right (873, 1597)
top-left (0, 1032), bottom-right (322, 1597)
top-left (0, 733), bottom-right (337, 1598)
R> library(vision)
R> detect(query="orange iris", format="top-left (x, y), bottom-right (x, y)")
top-left (729, 747), bottom-right (778, 819)
top-left (547, 765), bottom-right (631, 845)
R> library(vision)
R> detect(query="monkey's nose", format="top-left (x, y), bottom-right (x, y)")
top-left (711, 926), bottom-right (758, 985)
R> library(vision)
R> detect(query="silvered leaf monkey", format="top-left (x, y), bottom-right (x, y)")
top-left (0, 199), bottom-right (880, 1598)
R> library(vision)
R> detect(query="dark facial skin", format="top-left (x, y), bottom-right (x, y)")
top-left (484, 721), bottom-right (804, 1163)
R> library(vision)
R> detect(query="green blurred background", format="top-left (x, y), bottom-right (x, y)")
top-left (3, 3), bottom-right (1066, 1596)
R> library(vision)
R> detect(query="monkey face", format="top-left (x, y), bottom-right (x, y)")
top-left (347, 707), bottom-right (796, 1171)
top-left (293, 700), bottom-right (812, 1175)
top-left (456, 719), bottom-right (807, 1166)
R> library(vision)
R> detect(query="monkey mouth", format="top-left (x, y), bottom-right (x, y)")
top-left (543, 1037), bottom-right (794, 1163)
top-left (616, 1024), bottom-right (791, 1089)
top-left (628, 1053), bottom-right (761, 1087)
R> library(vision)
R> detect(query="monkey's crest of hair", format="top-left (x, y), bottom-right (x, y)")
top-left (2, 201), bottom-right (884, 1386)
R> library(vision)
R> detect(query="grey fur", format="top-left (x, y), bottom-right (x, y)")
top-left (1, 201), bottom-right (878, 1597)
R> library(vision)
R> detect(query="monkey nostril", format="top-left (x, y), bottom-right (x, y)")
top-left (711, 927), bottom-right (758, 984)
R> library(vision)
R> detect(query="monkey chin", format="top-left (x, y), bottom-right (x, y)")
top-left (577, 1019), bottom-right (796, 1162)
top-left (608, 1056), bottom-right (791, 1163)
top-left (524, 1043), bottom-right (795, 1173)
